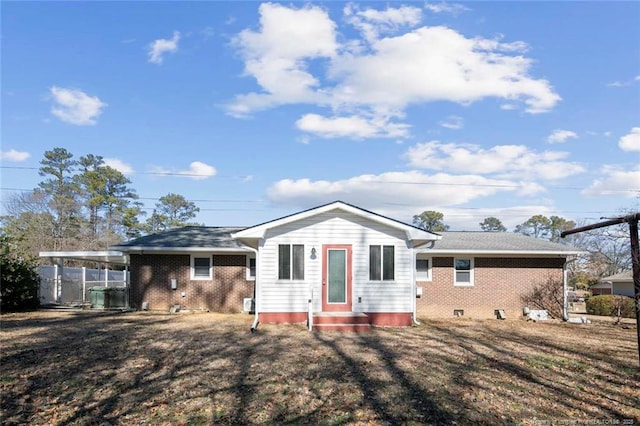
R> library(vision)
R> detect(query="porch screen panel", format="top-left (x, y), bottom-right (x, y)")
top-left (328, 249), bottom-right (346, 303)
top-left (278, 245), bottom-right (290, 280)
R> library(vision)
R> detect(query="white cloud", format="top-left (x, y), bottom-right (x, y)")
top-left (404, 141), bottom-right (585, 180)
top-left (582, 165), bottom-right (640, 198)
top-left (547, 129), bottom-right (578, 144)
top-left (424, 2), bottom-right (470, 15)
top-left (227, 3), bottom-right (337, 117)
top-left (607, 75), bottom-right (640, 87)
top-left (148, 31), bottom-right (180, 64)
top-left (151, 161), bottom-right (217, 180)
top-left (439, 115), bottom-right (463, 130)
top-left (182, 161), bottom-right (216, 180)
top-left (296, 113), bottom-right (410, 139)
top-left (104, 158), bottom-right (134, 175)
top-left (0, 149), bottom-right (30, 162)
top-left (618, 127), bottom-right (640, 152)
top-left (267, 170), bottom-right (540, 211)
top-left (229, 4), bottom-right (561, 138)
top-left (49, 86), bottom-right (107, 125)
top-left (344, 4), bottom-right (422, 42)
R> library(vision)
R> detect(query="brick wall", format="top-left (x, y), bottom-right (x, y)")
top-left (129, 254), bottom-right (254, 313)
top-left (417, 256), bottom-right (565, 319)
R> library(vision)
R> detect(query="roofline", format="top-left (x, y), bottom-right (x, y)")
top-left (39, 250), bottom-right (128, 265)
top-left (417, 249), bottom-right (583, 256)
top-left (232, 200), bottom-right (441, 241)
top-left (110, 246), bottom-right (253, 253)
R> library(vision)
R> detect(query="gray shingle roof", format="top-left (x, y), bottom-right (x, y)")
top-left (602, 270), bottom-right (633, 281)
top-left (111, 226), bottom-right (248, 251)
top-left (111, 227), bottom-right (579, 255)
top-left (425, 231), bottom-right (580, 253)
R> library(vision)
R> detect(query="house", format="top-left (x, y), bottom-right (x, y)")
top-left (109, 201), bottom-right (580, 329)
top-left (590, 271), bottom-right (634, 296)
top-left (414, 231), bottom-right (578, 319)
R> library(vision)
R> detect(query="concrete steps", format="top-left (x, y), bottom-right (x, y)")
top-left (312, 312), bottom-right (371, 332)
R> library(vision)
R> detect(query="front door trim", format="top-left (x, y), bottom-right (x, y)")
top-left (321, 244), bottom-right (352, 312)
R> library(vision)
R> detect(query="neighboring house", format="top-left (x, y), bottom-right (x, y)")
top-left (109, 201), bottom-right (580, 327)
top-left (591, 271), bottom-right (634, 297)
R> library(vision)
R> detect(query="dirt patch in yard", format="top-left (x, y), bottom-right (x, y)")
top-left (1, 311), bottom-right (638, 425)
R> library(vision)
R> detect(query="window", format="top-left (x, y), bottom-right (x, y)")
top-left (454, 258), bottom-right (473, 286)
top-left (246, 255), bottom-right (256, 280)
top-left (191, 255), bottom-right (212, 280)
top-left (416, 257), bottom-right (431, 281)
top-left (369, 245), bottom-right (395, 281)
top-left (278, 244), bottom-right (304, 280)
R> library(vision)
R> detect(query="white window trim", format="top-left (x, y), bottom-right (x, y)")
top-left (277, 244), bottom-right (305, 281)
top-left (369, 244), bottom-right (396, 282)
top-left (416, 256), bottom-right (432, 282)
top-left (246, 255), bottom-right (256, 281)
top-left (454, 257), bottom-right (474, 287)
top-left (191, 254), bottom-right (213, 280)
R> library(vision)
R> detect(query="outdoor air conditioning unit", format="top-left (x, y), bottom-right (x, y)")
top-left (243, 298), bottom-right (255, 313)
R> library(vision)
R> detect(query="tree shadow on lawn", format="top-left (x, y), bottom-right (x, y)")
top-left (2, 313), bottom-right (639, 425)
top-left (420, 320), bottom-right (639, 422)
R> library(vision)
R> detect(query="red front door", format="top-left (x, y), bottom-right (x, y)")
top-left (322, 244), bottom-right (352, 312)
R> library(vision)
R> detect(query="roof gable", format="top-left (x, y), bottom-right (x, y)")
top-left (232, 200), bottom-right (440, 243)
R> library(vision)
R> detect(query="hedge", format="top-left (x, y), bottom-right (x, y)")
top-left (586, 295), bottom-right (635, 318)
top-left (1, 252), bottom-right (40, 313)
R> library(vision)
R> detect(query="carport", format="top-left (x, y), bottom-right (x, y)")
top-left (38, 251), bottom-right (129, 308)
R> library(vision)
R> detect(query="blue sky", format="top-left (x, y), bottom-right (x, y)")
top-left (2, 1), bottom-right (639, 230)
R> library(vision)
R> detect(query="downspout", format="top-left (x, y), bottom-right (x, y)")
top-left (249, 246), bottom-right (260, 333)
top-left (563, 256), bottom-right (577, 321)
top-left (411, 246), bottom-right (421, 325)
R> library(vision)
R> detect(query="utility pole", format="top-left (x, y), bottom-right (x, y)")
top-left (561, 213), bottom-right (640, 366)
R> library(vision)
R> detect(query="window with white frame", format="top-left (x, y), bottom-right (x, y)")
top-left (369, 245), bottom-right (395, 281)
top-left (247, 255), bottom-right (256, 280)
top-left (191, 255), bottom-right (212, 280)
top-left (416, 257), bottom-right (431, 281)
top-left (454, 258), bottom-right (473, 286)
top-left (278, 244), bottom-right (304, 280)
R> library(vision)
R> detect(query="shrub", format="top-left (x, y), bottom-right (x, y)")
top-left (1, 237), bottom-right (40, 313)
top-left (521, 276), bottom-right (564, 319)
top-left (586, 295), bottom-right (635, 319)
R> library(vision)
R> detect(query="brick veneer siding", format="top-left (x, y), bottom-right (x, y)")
top-left (129, 254), bottom-right (254, 313)
top-left (417, 256), bottom-right (566, 319)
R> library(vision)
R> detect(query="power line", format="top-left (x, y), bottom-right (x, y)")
top-left (3, 165), bottom-right (639, 193)
top-left (0, 166), bottom-right (251, 179)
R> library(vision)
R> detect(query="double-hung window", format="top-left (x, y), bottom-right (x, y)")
top-left (247, 256), bottom-right (256, 280)
top-left (278, 244), bottom-right (304, 280)
top-left (191, 255), bottom-right (212, 280)
top-left (454, 258), bottom-right (474, 286)
top-left (416, 257), bottom-right (431, 281)
top-left (369, 245), bottom-right (395, 281)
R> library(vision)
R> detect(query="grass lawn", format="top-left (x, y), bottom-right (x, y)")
top-left (1, 311), bottom-right (638, 425)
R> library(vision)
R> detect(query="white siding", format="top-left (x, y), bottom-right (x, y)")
top-left (258, 210), bottom-right (413, 313)
top-left (613, 282), bottom-right (635, 297)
